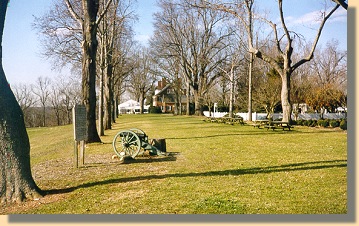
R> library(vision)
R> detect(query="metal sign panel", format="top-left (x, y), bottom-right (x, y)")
top-left (72, 105), bottom-right (87, 141)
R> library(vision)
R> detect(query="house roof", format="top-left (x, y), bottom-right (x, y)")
top-left (154, 84), bottom-right (171, 96)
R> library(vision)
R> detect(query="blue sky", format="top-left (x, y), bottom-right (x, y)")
top-left (2, 0), bottom-right (347, 85)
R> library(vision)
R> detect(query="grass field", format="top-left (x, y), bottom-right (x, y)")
top-left (1, 114), bottom-right (347, 214)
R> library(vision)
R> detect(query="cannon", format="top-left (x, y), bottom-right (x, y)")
top-left (112, 128), bottom-right (166, 161)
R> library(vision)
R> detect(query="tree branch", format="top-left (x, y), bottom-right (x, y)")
top-left (292, 4), bottom-right (340, 71)
top-left (64, 0), bottom-right (83, 25)
top-left (332, 0), bottom-right (347, 10)
top-left (96, 0), bottom-right (113, 25)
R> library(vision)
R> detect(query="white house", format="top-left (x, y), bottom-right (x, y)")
top-left (118, 99), bottom-right (149, 114)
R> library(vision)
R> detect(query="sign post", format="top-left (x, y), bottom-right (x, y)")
top-left (72, 105), bottom-right (87, 168)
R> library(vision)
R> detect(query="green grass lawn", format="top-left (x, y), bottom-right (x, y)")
top-left (2, 114), bottom-right (347, 214)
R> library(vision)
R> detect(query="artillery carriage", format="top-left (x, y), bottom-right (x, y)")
top-left (112, 128), bottom-right (166, 161)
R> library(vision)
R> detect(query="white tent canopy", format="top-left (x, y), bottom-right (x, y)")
top-left (118, 99), bottom-right (149, 114)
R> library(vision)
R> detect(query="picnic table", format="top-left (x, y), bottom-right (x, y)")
top-left (204, 116), bottom-right (244, 125)
top-left (221, 116), bottom-right (244, 125)
top-left (252, 119), bottom-right (269, 128)
top-left (264, 121), bottom-right (293, 131)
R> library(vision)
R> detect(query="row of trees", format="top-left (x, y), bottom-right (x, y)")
top-left (31, 0), bottom-right (347, 141)
top-left (12, 39), bottom-right (346, 128)
top-left (12, 76), bottom-right (81, 127)
top-left (203, 39), bottom-right (347, 115)
top-left (33, 0), bottom-right (141, 142)
top-left (149, 0), bottom-right (347, 122)
top-left (11, 37), bottom-right (346, 127)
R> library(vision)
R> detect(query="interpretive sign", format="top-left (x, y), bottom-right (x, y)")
top-left (72, 104), bottom-right (87, 168)
top-left (72, 104), bottom-right (87, 141)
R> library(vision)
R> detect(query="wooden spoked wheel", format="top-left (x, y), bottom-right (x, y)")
top-left (112, 130), bottom-right (141, 159)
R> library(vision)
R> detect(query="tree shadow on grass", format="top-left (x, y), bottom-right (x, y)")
top-left (166, 129), bottom-right (341, 140)
top-left (44, 159), bottom-right (347, 195)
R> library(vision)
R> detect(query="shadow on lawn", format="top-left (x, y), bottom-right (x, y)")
top-left (166, 129), bottom-right (340, 140)
top-left (44, 159), bottom-right (346, 196)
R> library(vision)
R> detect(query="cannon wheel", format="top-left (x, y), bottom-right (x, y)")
top-left (112, 130), bottom-right (142, 160)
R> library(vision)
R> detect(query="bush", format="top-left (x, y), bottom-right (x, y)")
top-left (318, 119), bottom-right (329, 127)
top-left (310, 120), bottom-right (317, 127)
top-left (339, 119), bottom-right (347, 130)
top-left (297, 120), bottom-right (304, 126)
top-left (149, 106), bottom-right (162, 114)
top-left (303, 119), bottom-right (317, 127)
top-left (329, 120), bottom-right (340, 128)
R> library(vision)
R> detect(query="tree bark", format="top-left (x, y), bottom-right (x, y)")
top-left (281, 71), bottom-right (292, 123)
top-left (193, 88), bottom-right (203, 116)
top-left (0, 0), bottom-right (42, 203)
top-left (186, 78), bottom-right (190, 115)
top-left (82, 0), bottom-right (101, 143)
top-left (248, 52), bottom-right (254, 121)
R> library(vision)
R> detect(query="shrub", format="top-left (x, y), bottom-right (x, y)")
top-left (310, 120), bottom-right (317, 127)
top-left (324, 119), bottom-right (330, 127)
top-left (339, 119), bottom-right (347, 130)
top-left (149, 106), bottom-right (162, 114)
top-left (318, 119), bottom-right (329, 127)
top-left (298, 120), bottom-right (305, 126)
top-left (329, 120), bottom-right (340, 128)
top-left (303, 120), bottom-right (311, 127)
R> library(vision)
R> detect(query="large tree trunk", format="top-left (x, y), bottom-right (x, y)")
top-left (281, 71), bottom-right (292, 123)
top-left (247, 53), bottom-right (254, 121)
top-left (186, 79), bottom-right (190, 115)
top-left (0, 0), bottom-right (42, 203)
top-left (82, 0), bottom-right (101, 143)
top-left (104, 48), bottom-right (113, 129)
top-left (193, 89), bottom-right (203, 116)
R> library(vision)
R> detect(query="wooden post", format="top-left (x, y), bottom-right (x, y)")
top-left (79, 140), bottom-right (85, 166)
top-left (74, 141), bottom-right (79, 168)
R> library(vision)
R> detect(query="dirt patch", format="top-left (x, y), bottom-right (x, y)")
top-left (1, 152), bottom-right (179, 214)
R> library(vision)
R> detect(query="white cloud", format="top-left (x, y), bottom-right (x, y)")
top-left (286, 7), bottom-right (347, 27)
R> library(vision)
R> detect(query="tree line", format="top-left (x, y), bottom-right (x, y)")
top-left (0, 0), bottom-right (348, 204)
top-left (30, 0), bottom-right (347, 131)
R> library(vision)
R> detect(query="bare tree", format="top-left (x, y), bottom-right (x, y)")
top-left (254, 66), bottom-right (282, 118)
top-left (58, 75), bottom-right (82, 124)
top-left (194, 0), bottom-right (257, 120)
top-left (217, 37), bottom-right (246, 117)
top-left (0, 0), bottom-right (42, 204)
top-left (65, 0), bottom-right (112, 142)
top-left (97, 0), bottom-right (136, 133)
top-left (152, 0), bottom-right (232, 115)
top-left (202, 0), bottom-right (343, 122)
top-left (305, 40), bottom-right (347, 114)
top-left (112, 35), bottom-right (135, 118)
top-left (12, 83), bottom-right (36, 115)
top-left (249, 1), bottom-right (342, 122)
top-left (32, 76), bottom-right (52, 127)
top-left (33, 0), bottom-right (83, 71)
top-left (311, 40), bottom-right (347, 89)
top-left (128, 46), bottom-right (154, 114)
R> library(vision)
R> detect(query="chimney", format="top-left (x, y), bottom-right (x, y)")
top-left (162, 78), bottom-right (167, 88)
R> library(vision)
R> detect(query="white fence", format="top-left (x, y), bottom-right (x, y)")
top-left (203, 111), bottom-right (347, 121)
